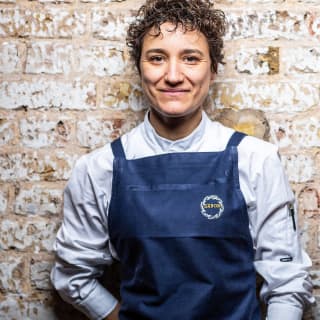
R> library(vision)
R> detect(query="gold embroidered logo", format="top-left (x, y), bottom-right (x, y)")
top-left (200, 195), bottom-right (224, 220)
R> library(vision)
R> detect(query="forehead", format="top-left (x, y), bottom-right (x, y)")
top-left (142, 22), bottom-right (209, 52)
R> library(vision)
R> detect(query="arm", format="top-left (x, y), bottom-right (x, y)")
top-left (51, 148), bottom-right (119, 320)
top-left (238, 138), bottom-right (314, 319)
top-left (247, 146), bottom-right (314, 319)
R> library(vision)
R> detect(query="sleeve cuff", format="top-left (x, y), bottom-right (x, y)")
top-left (76, 284), bottom-right (119, 320)
top-left (267, 302), bottom-right (303, 320)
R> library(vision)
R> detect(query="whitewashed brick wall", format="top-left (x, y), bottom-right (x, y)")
top-left (0, 0), bottom-right (319, 318)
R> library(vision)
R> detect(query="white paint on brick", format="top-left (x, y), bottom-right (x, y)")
top-left (0, 8), bottom-right (86, 38)
top-left (0, 297), bottom-right (26, 319)
top-left (270, 116), bottom-right (320, 149)
top-left (0, 219), bottom-right (58, 251)
top-left (76, 44), bottom-right (125, 76)
top-left (103, 82), bottom-right (148, 111)
top-left (0, 151), bottom-right (79, 182)
top-left (0, 119), bottom-right (14, 145)
top-left (28, 301), bottom-right (59, 320)
top-left (0, 80), bottom-right (96, 110)
top-left (284, 47), bottom-right (320, 74)
top-left (0, 189), bottom-right (8, 214)
top-left (212, 82), bottom-right (319, 113)
top-left (0, 257), bottom-right (23, 292)
top-left (77, 118), bottom-right (114, 148)
top-left (0, 42), bottom-right (21, 73)
top-left (15, 186), bottom-right (62, 215)
top-left (20, 118), bottom-right (57, 148)
top-left (92, 9), bottom-right (135, 40)
top-left (281, 154), bottom-right (314, 183)
top-left (225, 10), bottom-right (311, 41)
top-left (30, 261), bottom-right (53, 290)
top-left (233, 47), bottom-right (271, 75)
top-left (26, 42), bottom-right (73, 74)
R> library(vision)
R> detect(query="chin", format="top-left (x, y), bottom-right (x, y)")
top-left (152, 105), bottom-right (200, 119)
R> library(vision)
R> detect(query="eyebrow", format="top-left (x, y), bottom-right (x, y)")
top-left (144, 48), bottom-right (205, 56)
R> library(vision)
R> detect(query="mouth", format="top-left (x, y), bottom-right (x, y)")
top-left (159, 89), bottom-right (190, 96)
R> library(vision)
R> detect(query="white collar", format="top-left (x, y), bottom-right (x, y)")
top-left (142, 111), bottom-right (209, 153)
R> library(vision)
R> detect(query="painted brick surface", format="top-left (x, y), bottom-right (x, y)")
top-left (75, 44), bottom-right (126, 77)
top-left (19, 116), bottom-right (72, 148)
top-left (212, 82), bottom-right (320, 112)
top-left (0, 219), bottom-right (59, 252)
top-left (283, 47), bottom-right (320, 74)
top-left (26, 42), bottom-right (73, 75)
top-left (14, 186), bottom-right (63, 216)
top-left (0, 80), bottom-right (96, 110)
top-left (0, 151), bottom-right (79, 182)
top-left (0, 42), bottom-right (23, 73)
top-left (0, 8), bottom-right (86, 38)
top-left (0, 0), bottom-right (319, 318)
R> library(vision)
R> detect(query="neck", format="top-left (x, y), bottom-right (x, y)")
top-left (149, 108), bottom-right (203, 141)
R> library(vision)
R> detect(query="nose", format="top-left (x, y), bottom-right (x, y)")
top-left (164, 60), bottom-right (184, 85)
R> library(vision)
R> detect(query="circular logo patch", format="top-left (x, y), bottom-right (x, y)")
top-left (200, 195), bottom-right (224, 220)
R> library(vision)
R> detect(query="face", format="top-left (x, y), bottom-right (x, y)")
top-left (140, 22), bottom-right (215, 120)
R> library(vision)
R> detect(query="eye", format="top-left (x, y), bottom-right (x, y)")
top-left (149, 55), bottom-right (165, 64)
top-left (183, 55), bottom-right (200, 64)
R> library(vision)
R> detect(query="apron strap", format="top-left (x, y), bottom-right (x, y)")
top-left (226, 131), bottom-right (246, 148)
top-left (111, 138), bottom-right (126, 159)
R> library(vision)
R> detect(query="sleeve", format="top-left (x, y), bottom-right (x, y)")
top-left (249, 147), bottom-right (315, 320)
top-left (50, 150), bottom-right (119, 320)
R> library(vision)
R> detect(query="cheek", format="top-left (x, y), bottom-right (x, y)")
top-left (140, 66), bottom-right (163, 85)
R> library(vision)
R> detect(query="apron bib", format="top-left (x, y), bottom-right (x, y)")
top-left (108, 132), bottom-right (260, 320)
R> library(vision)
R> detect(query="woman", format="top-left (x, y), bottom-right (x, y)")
top-left (51, 1), bottom-right (314, 319)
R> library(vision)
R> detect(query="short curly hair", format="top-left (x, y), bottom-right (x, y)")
top-left (126, 0), bottom-right (226, 74)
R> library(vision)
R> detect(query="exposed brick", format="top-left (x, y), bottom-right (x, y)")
top-left (75, 44), bottom-right (126, 77)
top-left (102, 80), bottom-right (148, 111)
top-left (0, 151), bottom-right (80, 182)
top-left (283, 47), bottom-right (320, 74)
top-left (234, 47), bottom-right (279, 75)
top-left (212, 82), bottom-right (320, 112)
top-left (14, 186), bottom-right (63, 216)
top-left (77, 116), bottom-right (141, 148)
top-left (26, 42), bottom-right (73, 75)
top-left (0, 187), bottom-right (8, 214)
top-left (212, 108), bottom-right (270, 140)
top-left (92, 9), bottom-right (135, 40)
top-left (281, 153), bottom-right (315, 183)
top-left (269, 114), bottom-right (320, 149)
top-left (0, 80), bottom-right (96, 110)
top-left (0, 42), bottom-right (23, 73)
top-left (225, 10), bottom-right (315, 41)
top-left (0, 257), bottom-right (26, 293)
top-left (19, 117), bottom-right (72, 148)
top-left (0, 8), bottom-right (86, 38)
top-left (30, 260), bottom-right (53, 290)
top-left (0, 219), bottom-right (59, 251)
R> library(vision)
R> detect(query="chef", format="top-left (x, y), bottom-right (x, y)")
top-left (51, 0), bottom-right (314, 319)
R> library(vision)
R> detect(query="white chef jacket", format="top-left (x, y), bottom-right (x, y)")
top-left (51, 111), bottom-right (314, 320)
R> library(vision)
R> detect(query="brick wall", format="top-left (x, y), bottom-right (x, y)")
top-left (0, 0), bottom-right (319, 318)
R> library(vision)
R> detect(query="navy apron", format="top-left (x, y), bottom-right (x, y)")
top-left (108, 131), bottom-right (260, 320)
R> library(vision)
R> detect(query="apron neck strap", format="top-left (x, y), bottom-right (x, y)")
top-left (111, 138), bottom-right (126, 159)
top-left (226, 131), bottom-right (246, 148)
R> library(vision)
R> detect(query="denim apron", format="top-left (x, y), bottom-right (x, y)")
top-left (108, 131), bottom-right (260, 319)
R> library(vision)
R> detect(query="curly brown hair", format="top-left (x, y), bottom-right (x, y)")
top-left (126, 0), bottom-right (226, 74)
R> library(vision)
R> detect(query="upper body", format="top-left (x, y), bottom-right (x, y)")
top-left (51, 0), bottom-right (314, 319)
top-left (51, 112), bottom-right (314, 320)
